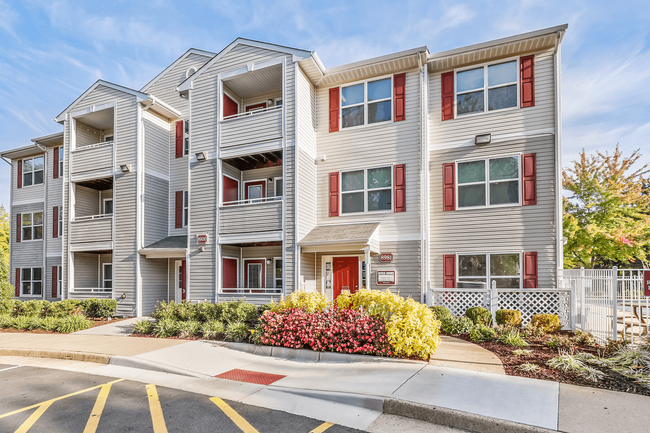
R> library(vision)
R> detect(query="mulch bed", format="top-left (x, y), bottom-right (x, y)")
top-left (448, 331), bottom-right (650, 397)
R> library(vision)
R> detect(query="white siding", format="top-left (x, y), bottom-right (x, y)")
top-left (219, 201), bottom-right (282, 234)
top-left (141, 258), bottom-right (168, 314)
top-left (144, 111), bottom-right (170, 246)
top-left (220, 109), bottom-right (282, 147)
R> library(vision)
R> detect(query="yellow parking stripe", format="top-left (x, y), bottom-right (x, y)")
top-left (14, 401), bottom-right (53, 433)
top-left (146, 384), bottom-right (168, 433)
top-left (0, 379), bottom-right (124, 420)
top-left (210, 397), bottom-right (260, 433)
top-left (310, 422), bottom-right (336, 433)
top-left (83, 382), bottom-right (114, 433)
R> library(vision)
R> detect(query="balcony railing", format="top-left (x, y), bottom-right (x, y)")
top-left (222, 196), bottom-right (282, 206)
top-left (219, 199), bottom-right (282, 234)
top-left (220, 288), bottom-right (282, 295)
top-left (222, 104), bottom-right (281, 120)
top-left (220, 107), bottom-right (282, 148)
top-left (70, 214), bottom-right (113, 245)
top-left (71, 141), bottom-right (114, 176)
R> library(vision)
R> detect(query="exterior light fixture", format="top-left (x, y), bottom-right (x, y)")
top-left (474, 133), bottom-right (491, 145)
top-left (195, 151), bottom-right (207, 161)
top-left (266, 258), bottom-right (272, 265)
top-left (268, 177), bottom-right (273, 183)
top-left (267, 99), bottom-right (274, 107)
top-left (120, 164), bottom-right (131, 173)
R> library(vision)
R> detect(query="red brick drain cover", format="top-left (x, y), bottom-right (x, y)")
top-left (215, 369), bottom-right (286, 385)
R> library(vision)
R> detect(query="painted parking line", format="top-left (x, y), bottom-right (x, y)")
top-left (310, 422), bottom-right (335, 433)
top-left (210, 397), bottom-right (260, 433)
top-left (146, 384), bottom-right (169, 433)
top-left (0, 378), bottom-right (124, 420)
top-left (14, 401), bottom-right (53, 433)
top-left (83, 382), bottom-right (114, 433)
top-left (0, 365), bottom-right (22, 373)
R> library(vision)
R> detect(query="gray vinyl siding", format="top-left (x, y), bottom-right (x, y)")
top-left (296, 65), bottom-right (317, 242)
top-left (169, 121), bottom-right (187, 237)
top-left (144, 110), bottom-right (171, 246)
top-left (12, 158), bottom-right (45, 204)
top-left (220, 109), bottom-right (282, 147)
top-left (313, 70), bottom-right (422, 241)
top-left (11, 202), bottom-right (45, 295)
top-left (47, 146), bottom-right (63, 258)
top-left (144, 111), bottom-right (170, 174)
top-left (70, 218), bottom-right (113, 246)
top-left (299, 251), bottom-right (316, 292)
top-left (70, 143), bottom-right (113, 176)
top-left (219, 201), bottom-right (282, 234)
top-left (75, 121), bottom-right (101, 148)
top-left (46, 257), bottom-right (62, 301)
top-left (62, 84), bottom-right (138, 315)
top-left (73, 252), bottom-right (99, 287)
top-left (141, 258), bottom-right (168, 314)
top-left (75, 185), bottom-right (100, 217)
top-left (144, 175), bottom-right (169, 246)
top-left (429, 135), bottom-right (557, 288)
top-left (369, 240), bottom-right (420, 299)
top-left (146, 52), bottom-right (212, 117)
top-left (428, 49), bottom-right (556, 145)
top-left (190, 43), bottom-right (294, 299)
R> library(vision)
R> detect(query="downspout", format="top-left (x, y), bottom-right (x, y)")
top-left (418, 52), bottom-right (430, 304)
top-left (554, 30), bottom-right (565, 281)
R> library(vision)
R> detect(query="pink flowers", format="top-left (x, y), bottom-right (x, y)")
top-left (259, 308), bottom-right (392, 356)
top-left (622, 237), bottom-right (633, 247)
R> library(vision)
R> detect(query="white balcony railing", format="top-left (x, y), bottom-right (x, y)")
top-left (222, 197), bottom-right (282, 206)
top-left (222, 104), bottom-right (281, 121)
top-left (72, 213), bottom-right (113, 222)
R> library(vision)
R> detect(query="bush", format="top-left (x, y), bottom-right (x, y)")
top-left (470, 324), bottom-right (496, 342)
top-left (53, 315), bottom-right (93, 333)
top-left (498, 328), bottom-right (529, 347)
top-left (257, 304), bottom-right (274, 317)
top-left (441, 316), bottom-right (473, 336)
top-left (430, 305), bottom-right (451, 321)
top-left (465, 307), bottom-right (492, 326)
top-left (495, 309), bottom-right (522, 328)
top-left (222, 301), bottom-right (258, 325)
top-left (260, 308), bottom-right (392, 356)
top-left (529, 313), bottom-right (562, 334)
top-left (133, 319), bottom-right (154, 335)
top-left (43, 299), bottom-right (83, 318)
top-left (0, 312), bottom-right (91, 333)
top-left (178, 320), bottom-right (201, 338)
top-left (201, 320), bottom-right (225, 339)
top-left (82, 298), bottom-right (117, 319)
top-left (194, 302), bottom-right (224, 322)
top-left (15, 300), bottom-right (49, 316)
top-left (0, 299), bottom-right (17, 315)
top-left (153, 317), bottom-right (179, 338)
top-left (0, 281), bottom-right (15, 301)
top-left (273, 291), bottom-right (329, 313)
top-left (225, 321), bottom-right (250, 342)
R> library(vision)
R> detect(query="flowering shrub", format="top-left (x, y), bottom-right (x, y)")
top-left (272, 291), bottom-right (329, 313)
top-left (260, 308), bottom-right (392, 356)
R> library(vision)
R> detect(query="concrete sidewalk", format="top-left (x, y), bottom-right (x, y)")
top-left (1, 333), bottom-right (649, 432)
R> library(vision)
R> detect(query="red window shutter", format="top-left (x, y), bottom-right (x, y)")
top-left (175, 121), bottom-right (184, 158)
top-left (328, 172), bottom-right (339, 217)
top-left (175, 191), bottom-right (183, 228)
top-left (15, 268), bottom-right (20, 297)
top-left (441, 72), bottom-right (454, 121)
top-left (329, 87), bottom-right (339, 133)
top-left (53, 147), bottom-right (59, 179)
top-left (520, 55), bottom-right (535, 108)
top-left (181, 260), bottom-right (187, 300)
top-left (443, 255), bottom-right (456, 288)
top-left (17, 160), bottom-right (22, 188)
top-left (394, 164), bottom-right (406, 212)
top-left (53, 206), bottom-right (58, 238)
top-left (442, 163), bottom-right (455, 211)
top-left (523, 252), bottom-right (538, 288)
top-left (52, 266), bottom-right (57, 298)
top-left (394, 73), bottom-right (406, 122)
top-left (16, 213), bottom-right (21, 243)
top-left (522, 153), bottom-right (537, 206)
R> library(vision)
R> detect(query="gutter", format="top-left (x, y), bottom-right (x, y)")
top-left (554, 30), bottom-right (565, 274)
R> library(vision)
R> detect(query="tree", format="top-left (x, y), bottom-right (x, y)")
top-left (563, 146), bottom-right (650, 269)
top-left (0, 205), bottom-right (12, 299)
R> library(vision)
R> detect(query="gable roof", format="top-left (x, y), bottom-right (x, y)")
top-left (140, 48), bottom-right (215, 93)
top-left (54, 80), bottom-right (150, 123)
top-left (177, 38), bottom-right (313, 91)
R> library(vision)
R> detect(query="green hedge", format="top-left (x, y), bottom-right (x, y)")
top-left (0, 314), bottom-right (92, 333)
top-left (0, 298), bottom-right (116, 319)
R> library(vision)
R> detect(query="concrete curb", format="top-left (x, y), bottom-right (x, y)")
top-left (205, 340), bottom-right (425, 364)
top-left (0, 348), bottom-right (112, 364)
top-left (383, 398), bottom-right (557, 433)
top-left (109, 356), bottom-right (211, 379)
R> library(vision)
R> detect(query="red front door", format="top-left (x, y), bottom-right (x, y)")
top-left (246, 103), bottom-right (266, 112)
top-left (333, 257), bottom-right (359, 300)
top-left (222, 258), bottom-right (238, 293)
top-left (244, 259), bottom-right (265, 293)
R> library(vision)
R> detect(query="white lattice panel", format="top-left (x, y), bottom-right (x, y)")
top-left (498, 291), bottom-right (570, 327)
top-left (432, 290), bottom-right (490, 317)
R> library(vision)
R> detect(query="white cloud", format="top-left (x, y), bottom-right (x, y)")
top-left (0, 0), bottom-right (19, 37)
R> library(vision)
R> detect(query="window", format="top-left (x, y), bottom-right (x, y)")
top-left (22, 157), bottom-right (44, 186)
top-left (458, 253), bottom-right (521, 289)
top-left (58, 208), bottom-right (63, 237)
top-left (59, 147), bottom-right (64, 177)
top-left (248, 263), bottom-right (262, 289)
top-left (341, 77), bottom-right (392, 128)
top-left (21, 268), bottom-right (42, 296)
top-left (274, 258), bottom-right (282, 289)
top-left (183, 191), bottom-right (189, 227)
top-left (58, 266), bottom-right (62, 296)
top-left (104, 134), bottom-right (114, 142)
top-left (103, 263), bottom-right (112, 289)
top-left (456, 60), bottom-right (518, 116)
top-left (341, 166), bottom-right (392, 214)
top-left (274, 177), bottom-right (283, 199)
top-left (103, 198), bottom-right (113, 215)
top-left (184, 120), bottom-right (189, 155)
top-left (457, 156), bottom-right (520, 208)
top-left (22, 212), bottom-right (43, 241)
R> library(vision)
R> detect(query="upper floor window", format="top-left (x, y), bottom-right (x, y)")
top-left (58, 208), bottom-right (63, 237)
top-left (22, 268), bottom-right (42, 296)
top-left (457, 156), bottom-right (519, 208)
top-left (23, 157), bottom-right (44, 186)
top-left (341, 166), bottom-right (392, 213)
top-left (458, 253), bottom-right (521, 289)
top-left (103, 263), bottom-right (113, 289)
top-left (183, 191), bottom-right (189, 227)
top-left (456, 60), bottom-right (518, 116)
top-left (59, 147), bottom-right (64, 177)
top-left (22, 212), bottom-right (43, 241)
top-left (341, 77), bottom-right (392, 128)
top-left (103, 198), bottom-right (113, 215)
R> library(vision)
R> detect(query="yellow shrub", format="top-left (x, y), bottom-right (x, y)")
top-left (272, 291), bottom-right (329, 314)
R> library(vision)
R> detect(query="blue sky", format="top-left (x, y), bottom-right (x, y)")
top-left (1, 0), bottom-right (649, 210)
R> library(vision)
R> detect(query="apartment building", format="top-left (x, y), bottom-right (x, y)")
top-left (2, 24), bottom-right (567, 316)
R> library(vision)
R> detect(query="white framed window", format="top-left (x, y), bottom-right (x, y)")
top-left (21, 268), bottom-right (42, 296)
top-left (104, 134), bottom-right (114, 142)
top-left (274, 177), bottom-right (283, 198)
top-left (341, 76), bottom-right (392, 128)
top-left (59, 147), bottom-right (64, 177)
top-left (247, 263), bottom-right (263, 289)
top-left (458, 253), bottom-right (521, 289)
top-left (184, 120), bottom-right (189, 155)
top-left (274, 257), bottom-right (282, 289)
top-left (57, 266), bottom-right (62, 296)
top-left (341, 166), bottom-right (392, 214)
top-left (183, 191), bottom-right (188, 227)
top-left (22, 212), bottom-right (43, 241)
top-left (456, 59), bottom-right (519, 116)
top-left (456, 156), bottom-right (520, 209)
top-left (103, 198), bottom-right (113, 215)
top-left (22, 156), bottom-right (44, 186)
top-left (103, 263), bottom-right (113, 289)
top-left (58, 208), bottom-right (63, 237)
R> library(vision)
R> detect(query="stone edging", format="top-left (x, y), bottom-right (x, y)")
top-left (0, 348), bottom-right (111, 364)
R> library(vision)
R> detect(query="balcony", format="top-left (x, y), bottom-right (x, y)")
top-left (70, 214), bottom-right (113, 251)
top-left (69, 252), bottom-right (113, 299)
top-left (71, 107), bottom-right (115, 180)
top-left (220, 199), bottom-right (282, 234)
top-left (221, 107), bottom-right (282, 148)
top-left (220, 245), bottom-right (283, 296)
top-left (71, 141), bottom-right (114, 179)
